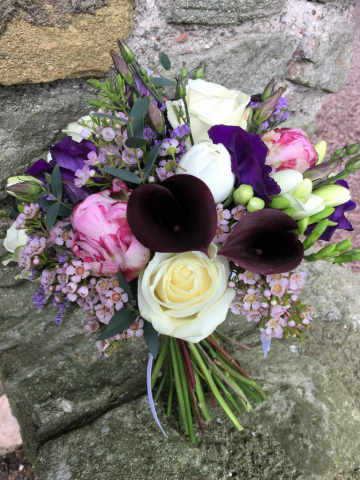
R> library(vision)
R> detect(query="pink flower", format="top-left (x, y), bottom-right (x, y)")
top-left (289, 271), bottom-right (307, 290)
top-left (24, 237), bottom-right (46, 257)
top-left (231, 205), bottom-right (247, 221)
top-left (269, 278), bottom-right (288, 298)
top-left (74, 165), bottom-right (91, 187)
top-left (242, 271), bottom-right (259, 285)
top-left (16, 203), bottom-right (39, 225)
top-left (261, 128), bottom-right (318, 173)
top-left (264, 316), bottom-right (288, 339)
top-left (102, 127), bottom-right (116, 141)
top-left (50, 221), bottom-right (74, 248)
top-left (70, 192), bottom-right (150, 281)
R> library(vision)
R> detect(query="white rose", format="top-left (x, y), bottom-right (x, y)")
top-left (3, 222), bottom-right (28, 253)
top-left (176, 139), bottom-right (235, 203)
top-left (62, 115), bottom-right (93, 143)
top-left (166, 79), bottom-right (250, 144)
top-left (138, 243), bottom-right (235, 343)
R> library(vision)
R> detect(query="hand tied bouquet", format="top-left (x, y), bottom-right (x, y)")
top-left (3, 40), bottom-right (360, 442)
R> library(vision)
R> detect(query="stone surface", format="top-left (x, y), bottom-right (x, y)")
top-left (0, 395), bottom-right (22, 455)
top-left (0, 0), bottom-right (133, 85)
top-left (168, 0), bottom-right (286, 25)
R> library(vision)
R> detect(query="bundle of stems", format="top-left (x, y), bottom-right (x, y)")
top-left (151, 330), bottom-right (267, 443)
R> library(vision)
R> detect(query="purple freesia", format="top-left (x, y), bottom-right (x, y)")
top-left (208, 125), bottom-right (280, 206)
top-left (305, 180), bottom-right (356, 241)
top-left (26, 137), bottom-right (96, 203)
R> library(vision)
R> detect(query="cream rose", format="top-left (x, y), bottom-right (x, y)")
top-left (138, 243), bottom-right (235, 342)
top-left (166, 79), bottom-right (250, 144)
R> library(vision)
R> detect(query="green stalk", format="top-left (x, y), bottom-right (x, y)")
top-left (213, 330), bottom-right (236, 352)
top-left (193, 366), bottom-right (211, 421)
top-left (174, 340), bottom-right (195, 443)
top-left (239, 382), bottom-right (261, 403)
top-left (221, 362), bottom-right (267, 401)
top-left (224, 373), bottom-right (250, 411)
top-left (170, 338), bottom-right (189, 435)
top-left (151, 336), bottom-right (170, 389)
top-left (153, 361), bottom-right (169, 404)
top-left (166, 355), bottom-right (174, 417)
top-left (182, 98), bottom-right (194, 146)
top-left (188, 343), bottom-right (243, 431)
top-left (213, 374), bottom-right (242, 415)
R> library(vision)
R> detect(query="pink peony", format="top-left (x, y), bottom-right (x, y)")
top-left (70, 191), bottom-right (150, 281)
top-left (261, 127), bottom-right (318, 173)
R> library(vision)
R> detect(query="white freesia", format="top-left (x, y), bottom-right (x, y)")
top-left (280, 193), bottom-right (325, 220)
top-left (62, 115), bottom-right (93, 142)
top-left (166, 79), bottom-right (250, 144)
top-left (176, 139), bottom-right (235, 203)
top-left (270, 170), bottom-right (303, 194)
top-left (138, 243), bottom-right (235, 343)
top-left (313, 185), bottom-right (351, 207)
top-left (3, 222), bottom-right (28, 253)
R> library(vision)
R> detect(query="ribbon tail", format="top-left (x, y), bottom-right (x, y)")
top-left (260, 332), bottom-right (271, 358)
top-left (147, 353), bottom-right (168, 438)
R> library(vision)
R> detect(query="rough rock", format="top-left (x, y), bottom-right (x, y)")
top-left (0, 0), bottom-right (133, 85)
top-left (168, 0), bottom-right (286, 25)
top-left (0, 395), bottom-right (22, 455)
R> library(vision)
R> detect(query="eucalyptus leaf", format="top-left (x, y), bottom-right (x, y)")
top-left (151, 77), bottom-right (175, 87)
top-left (58, 204), bottom-right (73, 217)
top-left (92, 112), bottom-right (127, 123)
top-left (46, 202), bottom-right (60, 230)
top-left (96, 312), bottom-right (138, 341)
top-left (127, 116), bottom-right (144, 139)
top-left (63, 224), bottom-right (72, 231)
top-left (129, 97), bottom-right (150, 121)
top-left (143, 321), bottom-right (159, 357)
top-left (38, 199), bottom-right (56, 211)
top-left (125, 137), bottom-right (147, 149)
top-left (117, 272), bottom-right (133, 305)
top-left (101, 167), bottom-right (141, 185)
top-left (159, 52), bottom-right (171, 71)
top-left (51, 164), bottom-right (62, 199)
top-left (106, 308), bottom-right (134, 331)
top-left (143, 140), bottom-right (164, 179)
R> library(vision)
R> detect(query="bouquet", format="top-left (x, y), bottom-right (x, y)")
top-left (3, 40), bottom-right (360, 443)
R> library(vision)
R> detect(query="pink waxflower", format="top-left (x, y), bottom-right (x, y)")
top-left (70, 192), bottom-right (150, 281)
top-left (216, 204), bottom-right (231, 225)
top-left (246, 311), bottom-right (261, 323)
top-left (19, 250), bottom-right (31, 274)
top-left (16, 203), bottom-right (40, 225)
top-left (84, 319), bottom-right (99, 336)
top-left (264, 316), bottom-right (288, 340)
top-left (74, 165), bottom-right (91, 188)
top-left (242, 271), bottom-right (259, 285)
top-left (41, 269), bottom-right (56, 296)
top-left (269, 278), bottom-right (288, 298)
top-left (50, 221), bottom-right (74, 248)
top-left (261, 128), bottom-right (318, 173)
top-left (95, 303), bottom-right (114, 324)
top-left (24, 237), bottom-right (46, 257)
top-left (231, 205), bottom-right (247, 221)
top-left (96, 339), bottom-right (109, 351)
top-left (213, 223), bottom-right (229, 243)
top-left (289, 271), bottom-right (307, 290)
top-left (243, 291), bottom-right (261, 311)
top-left (102, 127), bottom-right (116, 141)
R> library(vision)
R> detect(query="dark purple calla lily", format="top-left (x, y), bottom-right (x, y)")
top-left (26, 137), bottom-right (96, 203)
top-left (219, 209), bottom-right (304, 274)
top-left (208, 125), bottom-right (280, 206)
top-left (127, 175), bottom-right (217, 255)
top-left (305, 180), bottom-right (356, 241)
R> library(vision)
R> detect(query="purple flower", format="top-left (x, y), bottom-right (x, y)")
top-left (208, 125), bottom-right (280, 206)
top-left (26, 137), bottom-right (96, 203)
top-left (305, 181), bottom-right (356, 241)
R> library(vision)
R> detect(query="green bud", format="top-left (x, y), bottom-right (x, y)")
top-left (327, 221), bottom-right (338, 226)
top-left (316, 243), bottom-right (336, 258)
top-left (180, 67), bottom-right (187, 81)
top-left (309, 219), bottom-right (330, 242)
top-left (307, 207), bottom-right (335, 225)
top-left (333, 147), bottom-right (344, 158)
top-left (253, 86), bottom-right (287, 127)
top-left (194, 61), bottom-right (205, 80)
top-left (140, 66), bottom-right (150, 79)
top-left (118, 40), bottom-right (135, 65)
top-left (247, 197), bottom-right (265, 212)
top-left (314, 184), bottom-right (351, 207)
top-left (291, 178), bottom-right (312, 203)
top-left (345, 155), bottom-right (360, 174)
top-left (297, 217), bottom-right (309, 236)
top-left (233, 184), bottom-right (254, 205)
top-left (314, 141), bottom-right (327, 165)
top-left (268, 195), bottom-right (291, 210)
top-left (261, 78), bottom-right (275, 103)
top-left (87, 79), bottom-right (107, 91)
top-left (345, 143), bottom-right (360, 156)
top-left (146, 102), bottom-right (165, 135)
top-left (335, 238), bottom-right (353, 252)
top-left (116, 74), bottom-right (124, 92)
top-left (175, 81), bottom-right (186, 100)
top-left (110, 50), bottom-right (135, 87)
top-left (7, 175), bottom-right (43, 202)
top-left (283, 207), bottom-right (295, 216)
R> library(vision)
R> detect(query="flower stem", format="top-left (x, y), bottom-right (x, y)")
top-left (214, 329), bottom-right (253, 352)
top-left (128, 120), bottom-right (144, 181)
top-left (217, 360), bottom-right (267, 401)
top-left (188, 343), bottom-right (243, 431)
top-left (170, 338), bottom-right (189, 435)
top-left (182, 98), bottom-right (194, 146)
top-left (213, 373), bottom-right (242, 415)
top-left (166, 354), bottom-right (174, 417)
top-left (207, 335), bottom-right (249, 378)
top-left (153, 360), bottom-right (169, 404)
top-left (151, 336), bottom-right (169, 389)
top-left (192, 366), bottom-right (211, 421)
top-left (175, 339), bottom-right (195, 442)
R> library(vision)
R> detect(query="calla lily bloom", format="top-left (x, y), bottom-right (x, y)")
top-left (219, 209), bottom-right (304, 274)
top-left (127, 175), bottom-right (217, 255)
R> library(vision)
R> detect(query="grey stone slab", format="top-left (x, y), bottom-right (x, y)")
top-left (168, 0), bottom-right (286, 25)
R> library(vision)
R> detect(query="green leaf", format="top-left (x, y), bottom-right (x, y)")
top-left (129, 97), bottom-right (150, 121)
top-left (159, 52), bottom-right (171, 71)
top-left (117, 272), bottom-right (133, 305)
top-left (46, 202), bottom-right (60, 230)
top-left (143, 140), bottom-right (164, 179)
top-left (51, 164), bottom-right (62, 200)
top-left (92, 112), bottom-right (127, 123)
top-left (101, 167), bottom-right (141, 184)
top-left (87, 99), bottom-right (111, 108)
top-left (125, 137), bottom-right (147, 149)
top-left (38, 199), bottom-right (56, 211)
top-left (151, 77), bottom-right (175, 87)
top-left (106, 308), bottom-right (134, 331)
top-left (87, 79), bottom-right (107, 91)
top-left (63, 224), bottom-right (72, 231)
top-left (58, 204), bottom-right (73, 217)
top-left (97, 311), bottom-right (138, 341)
top-left (143, 321), bottom-right (159, 357)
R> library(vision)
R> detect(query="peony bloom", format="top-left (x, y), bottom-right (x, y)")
top-left (138, 243), bottom-right (235, 343)
top-left (166, 79), bottom-right (250, 144)
top-left (176, 139), bottom-right (235, 204)
top-left (70, 191), bottom-right (150, 281)
top-left (261, 127), bottom-right (318, 173)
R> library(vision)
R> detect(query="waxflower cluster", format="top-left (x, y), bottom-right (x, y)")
top-left (230, 270), bottom-right (312, 340)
